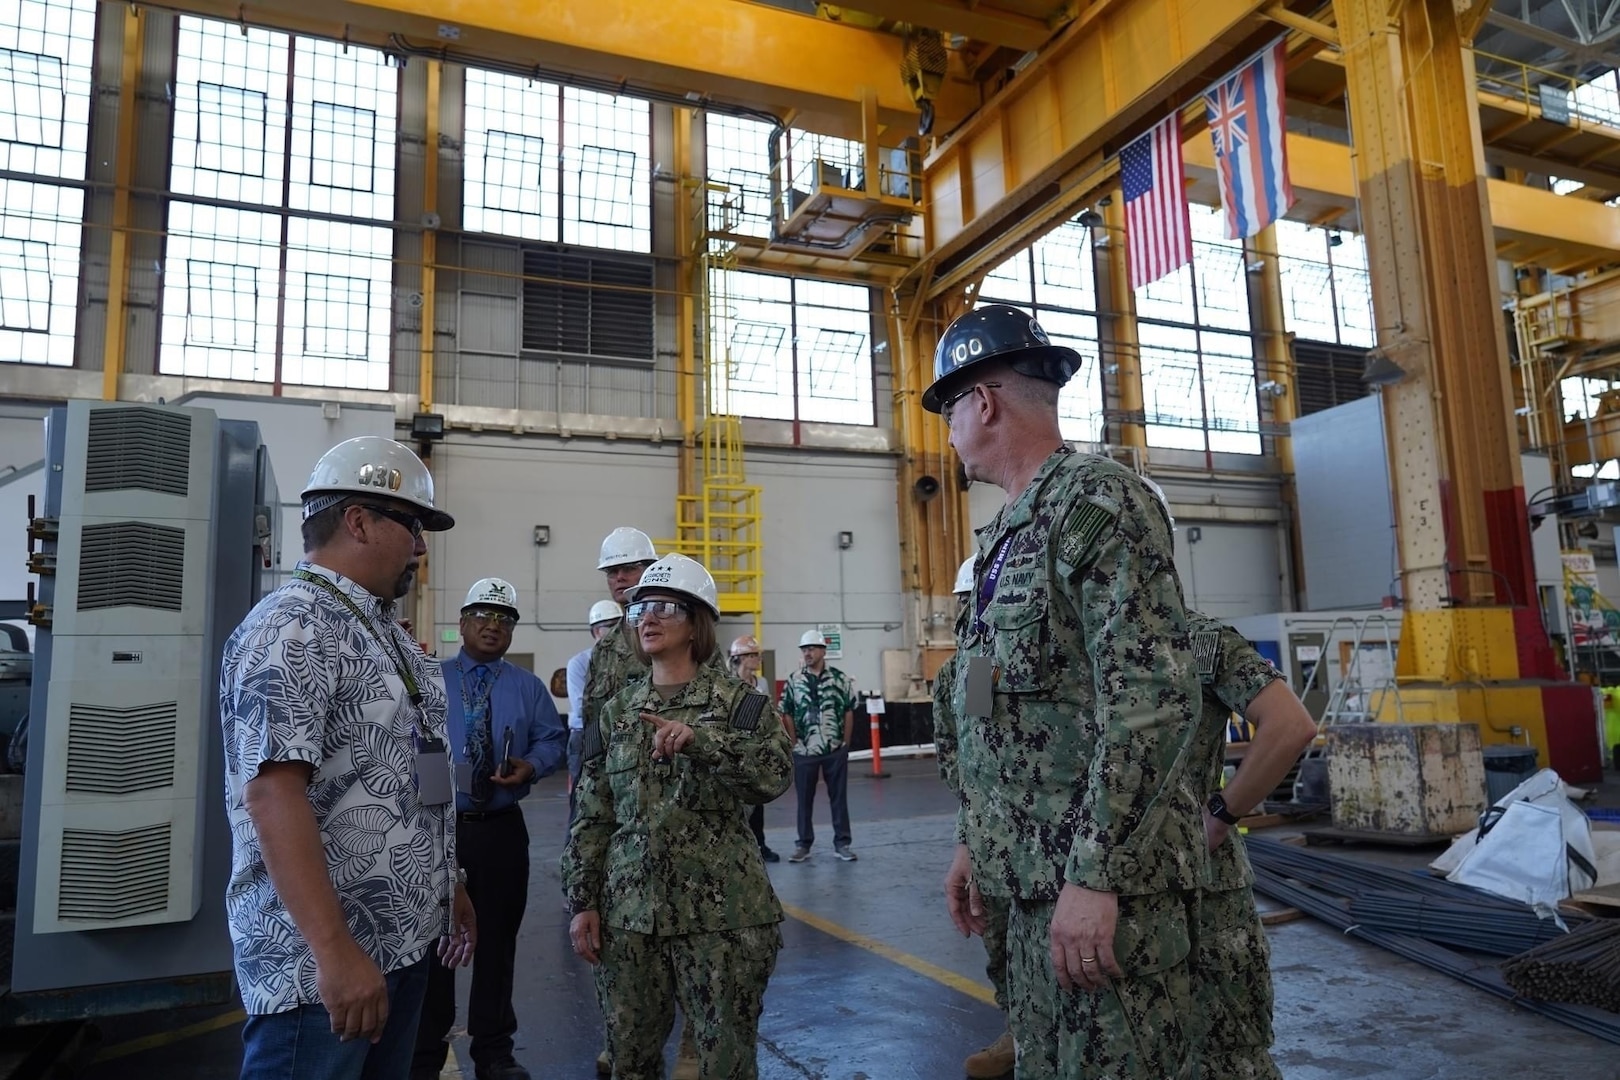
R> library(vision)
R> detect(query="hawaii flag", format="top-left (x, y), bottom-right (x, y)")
top-left (1203, 39), bottom-right (1294, 239)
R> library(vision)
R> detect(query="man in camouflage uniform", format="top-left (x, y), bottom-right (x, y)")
top-left (929, 304), bottom-right (1208, 1080)
top-left (581, 527), bottom-right (726, 1078)
top-left (934, 556), bottom-right (1014, 1079)
top-left (563, 555), bottom-right (793, 1080)
top-left (1183, 611), bottom-right (1316, 1079)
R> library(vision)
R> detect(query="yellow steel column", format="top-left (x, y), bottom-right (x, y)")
top-left (1334, 0), bottom-right (1594, 780)
top-left (892, 288), bottom-right (972, 696)
top-left (418, 60), bottom-right (441, 411)
top-left (1251, 224), bottom-right (1302, 600)
top-left (1335, 0), bottom-right (1530, 618)
top-left (1100, 193), bottom-right (1146, 454)
top-left (674, 107), bottom-right (697, 503)
top-left (100, 5), bottom-right (143, 401)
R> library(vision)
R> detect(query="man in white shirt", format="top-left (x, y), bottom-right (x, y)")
top-left (221, 436), bottom-right (476, 1080)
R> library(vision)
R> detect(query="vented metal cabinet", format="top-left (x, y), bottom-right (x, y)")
top-left (13, 402), bottom-right (275, 999)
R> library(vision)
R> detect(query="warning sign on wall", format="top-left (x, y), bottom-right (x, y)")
top-left (817, 623), bottom-right (844, 660)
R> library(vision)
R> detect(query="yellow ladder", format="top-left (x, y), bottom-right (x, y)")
top-left (663, 179), bottom-right (764, 637)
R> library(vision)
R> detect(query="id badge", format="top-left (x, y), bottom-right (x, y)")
top-left (454, 761), bottom-right (477, 794)
top-left (964, 655), bottom-right (996, 720)
top-left (414, 736), bottom-right (453, 807)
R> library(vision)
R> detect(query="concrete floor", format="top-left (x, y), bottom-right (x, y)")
top-left (78, 759), bottom-right (1618, 1079)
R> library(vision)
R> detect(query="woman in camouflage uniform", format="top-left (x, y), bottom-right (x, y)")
top-left (562, 554), bottom-right (793, 1080)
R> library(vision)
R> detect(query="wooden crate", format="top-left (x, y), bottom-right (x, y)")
top-left (1325, 723), bottom-right (1486, 837)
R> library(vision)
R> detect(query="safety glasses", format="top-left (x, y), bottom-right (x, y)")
top-left (626, 600), bottom-right (692, 625)
top-left (464, 608), bottom-right (516, 628)
top-left (941, 381), bottom-right (1001, 427)
top-left (359, 503), bottom-right (424, 540)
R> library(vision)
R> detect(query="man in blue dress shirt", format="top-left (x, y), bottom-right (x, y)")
top-left (412, 578), bottom-right (567, 1080)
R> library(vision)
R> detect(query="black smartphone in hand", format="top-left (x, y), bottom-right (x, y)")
top-left (497, 728), bottom-right (514, 778)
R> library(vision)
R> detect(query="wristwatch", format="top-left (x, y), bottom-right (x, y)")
top-left (1207, 792), bottom-right (1241, 826)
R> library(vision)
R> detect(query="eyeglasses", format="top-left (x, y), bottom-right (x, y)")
top-left (464, 608), bottom-right (516, 628)
top-left (359, 503), bottom-right (424, 540)
top-left (626, 600), bottom-right (691, 625)
top-left (941, 382), bottom-right (1000, 427)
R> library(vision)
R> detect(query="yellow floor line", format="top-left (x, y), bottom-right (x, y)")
top-left (94, 1007), bottom-right (247, 1061)
top-left (779, 902), bottom-right (998, 1007)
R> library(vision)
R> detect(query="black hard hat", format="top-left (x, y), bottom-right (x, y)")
top-left (922, 303), bottom-right (1083, 413)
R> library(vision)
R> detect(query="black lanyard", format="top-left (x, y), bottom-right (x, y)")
top-left (294, 569), bottom-right (424, 709)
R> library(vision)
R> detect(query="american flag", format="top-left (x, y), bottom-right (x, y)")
top-left (1121, 113), bottom-right (1192, 290)
top-left (1204, 38), bottom-right (1294, 239)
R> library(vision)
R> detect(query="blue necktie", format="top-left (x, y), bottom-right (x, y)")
top-left (466, 664), bottom-right (495, 806)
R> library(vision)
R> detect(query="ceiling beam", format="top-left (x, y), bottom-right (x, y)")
top-left (163, 0), bottom-right (979, 139)
top-left (917, 0), bottom-right (1279, 287)
top-left (1482, 10), bottom-right (1620, 70)
top-left (823, 0), bottom-right (1058, 52)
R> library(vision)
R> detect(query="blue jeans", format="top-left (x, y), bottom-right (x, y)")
top-left (240, 954), bottom-right (430, 1080)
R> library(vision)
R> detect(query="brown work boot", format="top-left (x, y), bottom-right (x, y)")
top-left (964, 1029), bottom-right (1015, 1079)
top-left (672, 1024), bottom-right (700, 1080)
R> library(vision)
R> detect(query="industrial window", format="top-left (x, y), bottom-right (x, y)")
top-left (0, 235), bottom-right (49, 330)
top-left (0, 0), bottom-right (92, 369)
top-left (705, 113), bottom-right (774, 239)
top-left (194, 83), bottom-right (269, 177)
top-left (0, 0), bottom-right (92, 180)
top-left (979, 219), bottom-right (1105, 443)
top-left (709, 269), bottom-right (875, 425)
top-left (0, 47), bottom-right (61, 148)
top-left (1131, 206), bottom-right (1262, 454)
top-left (170, 21), bottom-right (288, 206)
top-left (1275, 220), bottom-right (1375, 348)
top-left (161, 17), bottom-right (396, 389)
top-left (463, 70), bottom-right (650, 252)
top-left (183, 260), bottom-right (259, 349)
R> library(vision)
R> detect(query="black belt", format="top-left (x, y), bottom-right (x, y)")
top-left (458, 804), bottom-right (520, 822)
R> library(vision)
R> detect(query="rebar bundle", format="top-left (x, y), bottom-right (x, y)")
top-left (1247, 836), bottom-right (1620, 1045)
top-left (1502, 921), bottom-right (1620, 1012)
top-left (1347, 890), bottom-right (1574, 956)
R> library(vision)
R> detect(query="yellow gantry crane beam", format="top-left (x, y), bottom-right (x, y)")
top-left (917, 0), bottom-right (1278, 290)
top-left (169, 0), bottom-right (975, 140)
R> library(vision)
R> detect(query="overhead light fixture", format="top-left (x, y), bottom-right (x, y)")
top-left (1258, 380), bottom-right (1287, 397)
top-left (1077, 209), bottom-right (1104, 228)
top-left (1362, 349), bottom-right (1407, 387)
top-left (1328, 231), bottom-right (1344, 247)
top-left (411, 412), bottom-right (446, 441)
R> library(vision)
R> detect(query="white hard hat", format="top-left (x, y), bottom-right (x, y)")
top-left (953, 556), bottom-right (975, 595)
top-left (462, 577), bottom-right (519, 616)
top-left (301, 436), bottom-right (455, 531)
top-left (597, 526), bottom-right (657, 570)
top-left (626, 553), bottom-right (720, 618)
top-left (730, 635), bottom-right (762, 656)
top-left (587, 599), bottom-right (623, 625)
top-left (799, 629), bottom-right (828, 648)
